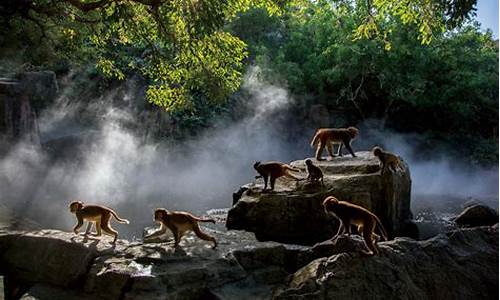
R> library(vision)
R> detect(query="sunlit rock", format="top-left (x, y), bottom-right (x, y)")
top-left (274, 226), bottom-right (499, 300)
top-left (227, 151), bottom-right (417, 244)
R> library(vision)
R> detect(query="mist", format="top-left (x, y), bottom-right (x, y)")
top-left (0, 66), bottom-right (303, 238)
top-left (0, 66), bottom-right (497, 239)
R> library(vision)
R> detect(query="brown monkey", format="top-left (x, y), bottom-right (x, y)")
top-left (322, 196), bottom-right (388, 256)
top-left (372, 146), bottom-right (403, 173)
top-left (253, 161), bottom-right (301, 191)
top-left (69, 200), bottom-right (129, 243)
top-left (305, 159), bottom-right (324, 185)
top-left (145, 208), bottom-right (217, 249)
top-left (310, 127), bottom-right (359, 160)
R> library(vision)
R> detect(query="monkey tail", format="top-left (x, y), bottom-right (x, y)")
top-left (310, 130), bottom-right (320, 147)
top-left (193, 216), bottom-right (216, 224)
top-left (374, 216), bottom-right (388, 241)
top-left (285, 165), bottom-right (300, 172)
top-left (111, 211), bottom-right (130, 224)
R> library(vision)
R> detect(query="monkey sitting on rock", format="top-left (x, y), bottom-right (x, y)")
top-left (372, 146), bottom-right (403, 173)
top-left (323, 196), bottom-right (388, 256)
top-left (69, 200), bottom-right (129, 244)
top-left (144, 208), bottom-right (217, 249)
top-left (305, 159), bottom-right (324, 185)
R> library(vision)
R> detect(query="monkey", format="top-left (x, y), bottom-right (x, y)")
top-left (305, 159), bottom-right (324, 185)
top-left (372, 146), bottom-right (403, 173)
top-left (322, 196), bottom-right (388, 256)
top-left (69, 201), bottom-right (129, 244)
top-left (310, 127), bottom-right (359, 160)
top-left (253, 161), bottom-right (302, 191)
top-left (145, 208), bottom-right (217, 249)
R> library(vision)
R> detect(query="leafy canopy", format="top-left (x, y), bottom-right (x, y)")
top-left (0, 0), bottom-right (477, 111)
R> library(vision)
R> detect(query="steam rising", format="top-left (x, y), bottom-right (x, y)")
top-left (0, 66), bottom-right (300, 238)
top-left (0, 66), bottom-right (497, 238)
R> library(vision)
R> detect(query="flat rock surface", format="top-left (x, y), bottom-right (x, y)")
top-left (0, 225), bottom-right (498, 300)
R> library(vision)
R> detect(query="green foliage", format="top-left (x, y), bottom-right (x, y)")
top-left (0, 0), bottom-right (282, 112)
top-left (230, 1), bottom-right (497, 164)
top-left (1, 0), bottom-right (476, 112)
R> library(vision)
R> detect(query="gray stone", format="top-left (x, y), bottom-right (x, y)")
top-left (227, 152), bottom-right (415, 244)
top-left (453, 204), bottom-right (498, 228)
top-left (2, 225), bottom-right (497, 300)
top-left (274, 226), bottom-right (499, 300)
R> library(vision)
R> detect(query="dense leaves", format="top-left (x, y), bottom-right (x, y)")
top-left (228, 2), bottom-right (497, 164)
top-left (1, 0), bottom-right (477, 111)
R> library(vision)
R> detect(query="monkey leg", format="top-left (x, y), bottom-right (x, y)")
top-left (263, 175), bottom-right (269, 190)
top-left (102, 224), bottom-right (119, 243)
top-left (345, 222), bottom-right (352, 236)
top-left (327, 143), bottom-right (335, 160)
top-left (344, 141), bottom-right (356, 157)
top-left (270, 176), bottom-right (276, 190)
top-left (84, 222), bottom-right (93, 236)
top-left (193, 224), bottom-right (217, 249)
top-left (100, 214), bottom-right (118, 242)
top-left (315, 142), bottom-right (326, 161)
top-left (73, 219), bottom-right (84, 235)
top-left (362, 222), bottom-right (377, 256)
top-left (95, 220), bottom-right (102, 236)
top-left (333, 221), bottom-right (345, 238)
top-left (171, 227), bottom-right (181, 247)
top-left (337, 143), bottom-right (343, 156)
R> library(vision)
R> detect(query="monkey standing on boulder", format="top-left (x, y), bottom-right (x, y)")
top-left (372, 146), bottom-right (403, 173)
top-left (145, 208), bottom-right (217, 249)
top-left (323, 196), bottom-right (388, 256)
top-left (253, 161), bottom-right (302, 191)
top-left (305, 159), bottom-right (324, 185)
top-left (69, 200), bottom-right (129, 244)
top-left (310, 127), bottom-right (359, 160)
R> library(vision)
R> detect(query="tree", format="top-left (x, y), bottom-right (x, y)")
top-left (0, 0), bottom-right (477, 111)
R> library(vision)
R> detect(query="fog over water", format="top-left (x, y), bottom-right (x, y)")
top-left (0, 67), bottom-right (497, 238)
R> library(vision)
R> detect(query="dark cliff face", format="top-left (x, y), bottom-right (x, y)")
top-left (0, 71), bottom-right (58, 151)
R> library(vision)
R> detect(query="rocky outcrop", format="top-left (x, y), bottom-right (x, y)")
top-left (0, 228), bottom-right (301, 300)
top-left (1, 225), bottom-right (497, 300)
top-left (227, 152), bottom-right (416, 245)
top-left (275, 225), bottom-right (499, 300)
top-left (453, 204), bottom-right (498, 228)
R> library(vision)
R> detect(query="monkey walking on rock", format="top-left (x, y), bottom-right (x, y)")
top-left (310, 127), bottom-right (359, 160)
top-left (69, 200), bottom-right (129, 244)
top-left (253, 161), bottom-right (301, 191)
top-left (323, 196), bottom-right (388, 256)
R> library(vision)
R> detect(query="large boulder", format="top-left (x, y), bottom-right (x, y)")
top-left (226, 152), bottom-right (416, 245)
top-left (453, 204), bottom-right (498, 228)
top-left (274, 225), bottom-right (499, 300)
top-left (0, 227), bottom-right (302, 300)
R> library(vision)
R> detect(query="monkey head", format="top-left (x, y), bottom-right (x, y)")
top-left (372, 146), bottom-right (382, 157)
top-left (322, 196), bottom-right (339, 213)
top-left (253, 161), bottom-right (261, 170)
top-left (69, 201), bottom-right (83, 213)
top-left (347, 127), bottom-right (359, 139)
top-left (153, 208), bottom-right (168, 223)
top-left (305, 159), bottom-right (313, 166)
